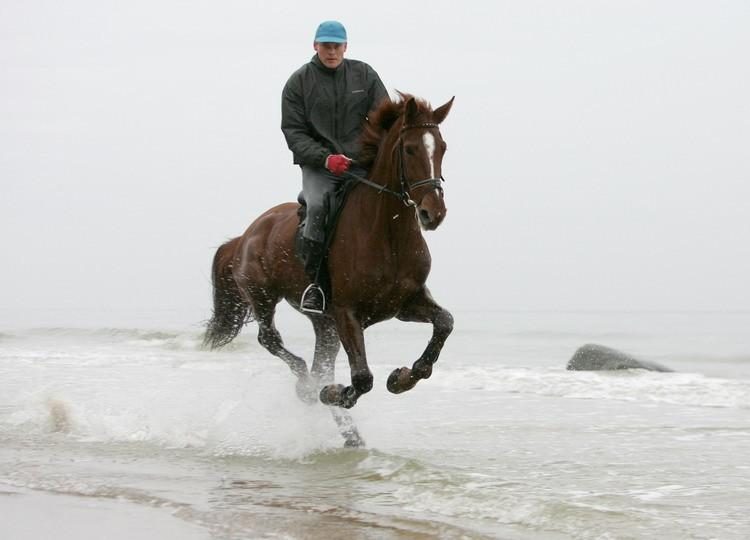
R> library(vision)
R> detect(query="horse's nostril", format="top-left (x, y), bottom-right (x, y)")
top-left (419, 209), bottom-right (431, 223)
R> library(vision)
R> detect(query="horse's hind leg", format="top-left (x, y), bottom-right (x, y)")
top-left (308, 315), bottom-right (340, 384)
top-left (249, 291), bottom-right (314, 403)
top-left (307, 315), bottom-right (364, 447)
top-left (330, 403), bottom-right (364, 448)
top-left (387, 287), bottom-right (454, 394)
top-left (290, 314), bottom-right (338, 404)
top-left (319, 309), bottom-right (373, 409)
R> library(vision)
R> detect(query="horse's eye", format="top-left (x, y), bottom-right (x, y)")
top-left (404, 144), bottom-right (417, 155)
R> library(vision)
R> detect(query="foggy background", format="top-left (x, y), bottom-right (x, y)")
top-left (2, 1), bottom-right (749, 328)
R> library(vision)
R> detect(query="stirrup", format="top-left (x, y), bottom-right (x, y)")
top-left (300, 283), bottom-right (326, 314)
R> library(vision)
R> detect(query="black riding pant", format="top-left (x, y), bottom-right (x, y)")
top-left (301, 165), bottom-right (364, 243)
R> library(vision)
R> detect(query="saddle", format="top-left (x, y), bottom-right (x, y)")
top-left (295, 178), bottom-right (357, 301)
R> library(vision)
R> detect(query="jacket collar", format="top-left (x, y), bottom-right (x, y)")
top-left (311, 55), bottom-right (344, 73)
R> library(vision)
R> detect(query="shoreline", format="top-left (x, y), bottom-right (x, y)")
top-left (0, 483), bottom-right (209, 540)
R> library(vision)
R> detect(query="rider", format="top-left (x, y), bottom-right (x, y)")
top-left (281, 20), bottom-right (388, 313)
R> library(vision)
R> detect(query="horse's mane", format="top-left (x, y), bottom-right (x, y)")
top-left (358, 92), bottom-right (433, 170)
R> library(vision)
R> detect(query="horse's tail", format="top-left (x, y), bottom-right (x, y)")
top-left (203, 238), bottom-right (252, 349)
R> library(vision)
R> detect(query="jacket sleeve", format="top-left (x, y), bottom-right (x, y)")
top-left (281, 75), bottom-right (330, 167)
top-left (367, 65), bottom-right (389, 113)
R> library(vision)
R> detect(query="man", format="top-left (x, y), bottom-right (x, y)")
top-left (281, 20), bottom-right (388, 313)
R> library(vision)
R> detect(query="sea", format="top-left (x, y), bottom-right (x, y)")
top-left (1, 308), bottom-right (749, 539)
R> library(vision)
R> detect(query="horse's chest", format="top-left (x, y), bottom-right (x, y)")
top-left (330, 232), bottom-right (431, 315)
top-left (361, 264), bottom-right (428, 313)
top-left (379, 273), bottom-right (421, 299)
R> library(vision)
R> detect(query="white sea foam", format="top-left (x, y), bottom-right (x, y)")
top-left (433, 365), bottom-right (750, 409)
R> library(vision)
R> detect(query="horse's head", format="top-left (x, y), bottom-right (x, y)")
top-left (397, 96), bottom-right (454, 230)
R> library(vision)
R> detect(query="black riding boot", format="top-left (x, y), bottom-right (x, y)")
top-left (300, 238), bottom-right (326, 313)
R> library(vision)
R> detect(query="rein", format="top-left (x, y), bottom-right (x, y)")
top-left (343, 170), bottom-right (405, 201)
top-left (344, 122), bottom-right (445, 207)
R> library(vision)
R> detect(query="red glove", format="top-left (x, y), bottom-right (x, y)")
top-left (325, 154), bottom-right (351, 176)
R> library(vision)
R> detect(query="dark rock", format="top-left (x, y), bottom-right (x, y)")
top-left (567, 343), bottom-right (673, 372)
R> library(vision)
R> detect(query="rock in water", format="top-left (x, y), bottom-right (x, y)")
top-left (567, 343), bottom-right (673, 372)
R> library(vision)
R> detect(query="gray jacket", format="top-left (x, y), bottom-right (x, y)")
top-left (281, 55), bottom-right (388, 167)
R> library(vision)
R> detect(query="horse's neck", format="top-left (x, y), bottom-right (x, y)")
top-left (361, 157), bottom-right (421, 245)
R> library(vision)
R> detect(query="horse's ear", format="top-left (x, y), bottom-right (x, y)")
top-left (433, 96), bottom-right (455, 124)
top-left (404, 97), bottom-right (419, 124)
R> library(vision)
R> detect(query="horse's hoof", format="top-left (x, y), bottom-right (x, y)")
top-left (387, 367), bottom-right (417, 394)
top-left (320, 384), bottom-right (344, 405)
top-left (295, 377), bottom-right (319, 405)
top-left (319, 384), bottom-right (358, 408)
top-left (343, 433), bottom-right (365, 448)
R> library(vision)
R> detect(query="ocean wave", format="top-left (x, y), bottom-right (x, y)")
top-left (0, 327), bottom-right (182, 342)
top-left (0, 326), bottom-right (265, 353)
top-left (434, 366), bottom-right (750, 409)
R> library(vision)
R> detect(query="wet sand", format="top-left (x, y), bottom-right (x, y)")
top-left (0, 483), bottom-right (209, 540)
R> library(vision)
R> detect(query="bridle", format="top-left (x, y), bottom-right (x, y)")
top-left (344, 122), bottom-right (446, 207)
top-left (397, 122), bottom-right (446, 207)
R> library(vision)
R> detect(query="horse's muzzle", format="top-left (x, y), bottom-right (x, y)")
top-left (418, 205), bottom-right (445, 230)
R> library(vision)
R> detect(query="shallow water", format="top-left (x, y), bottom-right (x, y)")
top-left (1, 310), bottom-right (749, 539)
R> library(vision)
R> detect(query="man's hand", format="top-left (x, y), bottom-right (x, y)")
top-left (325, 154), bottom-right (351, 176)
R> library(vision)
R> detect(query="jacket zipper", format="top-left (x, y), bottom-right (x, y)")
top-left (332, 69), bottom-right (339, 142)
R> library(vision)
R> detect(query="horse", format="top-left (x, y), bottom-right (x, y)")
top-left (204, 94), bottom-right (454, 444)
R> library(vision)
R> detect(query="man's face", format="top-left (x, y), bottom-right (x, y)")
top-left (314, 41), bottom-right (347, 69)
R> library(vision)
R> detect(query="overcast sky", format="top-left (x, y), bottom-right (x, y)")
top-left (1, 1), bottom-right (748, 326)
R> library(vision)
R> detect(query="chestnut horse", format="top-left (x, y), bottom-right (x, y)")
top-left (204, 94), bottom-right (454, 437)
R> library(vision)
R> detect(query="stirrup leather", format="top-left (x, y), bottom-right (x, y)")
top-left (300, 283), bottom-right (326, 314)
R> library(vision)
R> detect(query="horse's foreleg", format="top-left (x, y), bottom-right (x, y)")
top-left (319, 308), bottom-right (372, 409)
top-left (387, 288), bottom-right (453, 394)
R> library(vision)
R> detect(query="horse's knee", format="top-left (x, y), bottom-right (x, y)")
top-left (351, 369), bottom-right (373, 394)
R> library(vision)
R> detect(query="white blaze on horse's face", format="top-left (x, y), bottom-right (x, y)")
top-left (422, 132), bottom-right (437, 181)
top-left (411, 129), bottom-right (446, 231)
